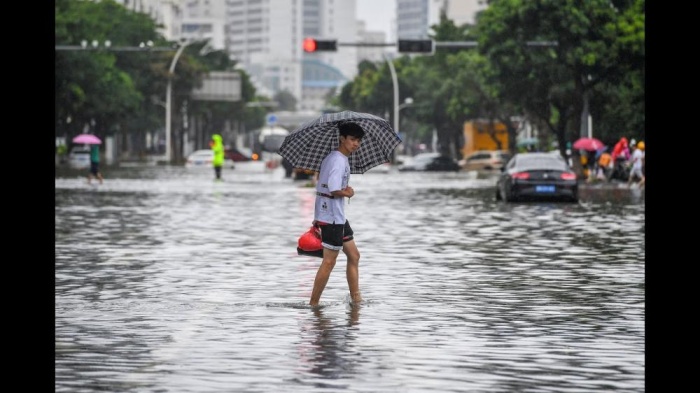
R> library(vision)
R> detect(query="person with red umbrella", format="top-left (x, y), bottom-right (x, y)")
top-left (610, 137), bottom-right (631, 181)
top-left (611, 137), bottom-right (630, 162)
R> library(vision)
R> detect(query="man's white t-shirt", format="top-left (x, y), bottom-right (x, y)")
top-left (314, 150), bottom-right (350, 224)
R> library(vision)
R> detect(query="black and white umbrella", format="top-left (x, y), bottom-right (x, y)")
top-left (277, 111), bottom-right (401, 174)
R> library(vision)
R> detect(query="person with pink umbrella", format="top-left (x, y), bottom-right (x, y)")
top-left (73, 134), bottom-right (104, 184)
top-left (87, 144), bottom-right (104, 185)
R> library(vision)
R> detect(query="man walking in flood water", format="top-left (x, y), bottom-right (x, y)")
top-left (309, 122), bottom-right (364, 307)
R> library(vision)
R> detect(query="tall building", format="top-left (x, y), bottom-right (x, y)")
top-left (396, 0), bottom-right (429, 39)
top-left (357, 21), bottom-right (388, 64)
top-left (116, 0), bottom-right (184, 40)
top-left (180, 0), bottom-right (227, 50)
top-left (225, 0), bottom-right (304, 101)
top-left (396, 0), bottom-right (486, 38)
top-left (299, 0), bottom-right (359, 111)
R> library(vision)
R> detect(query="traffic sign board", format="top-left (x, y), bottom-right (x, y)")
top-left (266, 114), bottom-right (277, 125)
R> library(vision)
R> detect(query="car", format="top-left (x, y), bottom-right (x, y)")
top-left (185, 149), bottom-right (235, 168)
top-left (496, 152), bottom-right (579, 202)
top-left (459, 150), bottom-right (511, 171)
top-left (397, 153), bottom-right (460, 172)
top-left (68, 146), bottom-right (91, 169)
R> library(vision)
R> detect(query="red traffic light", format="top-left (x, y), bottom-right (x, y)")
top-left (303, 38), bottom-right (317, 52)
top-left (303, 37), bottom-right (337, 52)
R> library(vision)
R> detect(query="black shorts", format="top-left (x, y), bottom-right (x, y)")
top-left (90, 161), bottom-right (99, 175)
top-left (315, 220), bottom-right (354, 251)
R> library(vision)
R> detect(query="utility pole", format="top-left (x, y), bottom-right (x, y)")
top-left (165, 42), bottom-right (190, 164)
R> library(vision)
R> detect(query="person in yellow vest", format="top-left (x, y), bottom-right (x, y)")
top-left (209, 134), bottom-right (225, 181)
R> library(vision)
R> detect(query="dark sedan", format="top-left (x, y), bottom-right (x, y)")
top-left (496, 152), bottom-right (579, 202)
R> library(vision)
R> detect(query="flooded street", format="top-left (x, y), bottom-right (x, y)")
top-left (55, 164), bottom-right (645, 392)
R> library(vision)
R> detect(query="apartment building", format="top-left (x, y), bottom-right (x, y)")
top-left (397, 0), bottom-right (486, 38)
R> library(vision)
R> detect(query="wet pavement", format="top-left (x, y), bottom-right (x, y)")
top-left (55, 163), bottom-right (645, 392)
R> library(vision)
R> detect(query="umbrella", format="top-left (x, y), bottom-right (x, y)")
top-left (277, 110), bottom-right (401, 174)
top-left (572, 137), bottom-right (604, 151)
top-left (72, 134), bottom-right (102, 145)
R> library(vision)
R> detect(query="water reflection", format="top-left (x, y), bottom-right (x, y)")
top-left (298, 305), bottom-right (361, 386)
top-left (55, 165), bottom-right (644, 392)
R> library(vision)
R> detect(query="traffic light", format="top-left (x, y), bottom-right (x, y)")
top-left (397, 39), bottom-right (435, 54)
top-left (303, 38), bottom-right (337, 52)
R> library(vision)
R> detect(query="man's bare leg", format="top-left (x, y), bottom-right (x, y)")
top-left (343, 240), bottom-right (362, 304)
top-left (309, 248), bottom-right (339, 306)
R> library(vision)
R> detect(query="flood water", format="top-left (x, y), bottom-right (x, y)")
top-left (55, 163), bottom-right (645, 392)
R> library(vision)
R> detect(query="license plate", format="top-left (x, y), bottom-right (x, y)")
top-left (535, 185), bottom-right (555, 193)
top-left (195, 160), bottom-right (203, 165)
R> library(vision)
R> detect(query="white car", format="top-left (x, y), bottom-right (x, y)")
top-left (459, 150), bottom-right (511, 171)
top-left (397, 153), bottom-right (439, 171)
top-left (68, 146), bottom-right (91, 169)
top-left (185, 149), bottom-right (235, 168)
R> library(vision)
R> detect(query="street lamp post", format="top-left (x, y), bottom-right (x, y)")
top-left (383, 53), bottom-right (399, 134)
top-left (165, 41), bottom-right (190, 163)
top-left (397, 96), bottom-right (414, 132)
top-left (397, 97), bottom-right (414, 112)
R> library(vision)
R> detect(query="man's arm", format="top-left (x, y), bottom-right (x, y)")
top-left (331, 187), bottom-right (354, 199)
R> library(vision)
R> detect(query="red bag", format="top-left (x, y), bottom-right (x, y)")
top-left (297, 226), bottom-right (323, 258)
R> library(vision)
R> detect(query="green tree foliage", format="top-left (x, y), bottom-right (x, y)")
top-left (55, 0), bottom-right (147, 139)
top-left (274, 90), bottom-right (298, 111)
top-left (476, 0), bottom-right (645, 153)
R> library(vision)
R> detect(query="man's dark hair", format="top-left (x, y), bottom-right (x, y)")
top-left (338, 122), bottom-right (365, 139)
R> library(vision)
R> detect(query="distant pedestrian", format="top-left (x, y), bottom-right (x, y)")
top-left (87, 144), bottom-right (104, 185)
top-left (610, 137), bottom-right (631, 181)
top-left (210, 134), bottom-right (225, 181)
top-left (596, 150), bottom-right (612, 181)
top-left (611, 137), bottom-right (630, 163)
top-left (628, 141), bottom-right (645, 187)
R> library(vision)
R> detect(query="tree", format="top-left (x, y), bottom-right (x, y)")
top-left (476, 0), bottom-right (645, 156)
top-left (273, 90), bottom-right (298, 111)
top-left (55, 0), bottom-right (148, 141)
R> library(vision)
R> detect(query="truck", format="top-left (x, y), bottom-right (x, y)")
top-left (461, 120), bottom-right (509, 158)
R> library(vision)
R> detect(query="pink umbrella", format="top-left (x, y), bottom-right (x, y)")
top-left (72, 134), bottom-right (102, 145)
top-left (572, 137), bottom-right (604, 151)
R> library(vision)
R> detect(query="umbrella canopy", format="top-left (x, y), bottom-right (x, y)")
top-left (72, 134), bottom-right (102, 145)
top-left (572, 137), bottom-right (604, 151)
top-left (277, 111), bottom-right (401, 174)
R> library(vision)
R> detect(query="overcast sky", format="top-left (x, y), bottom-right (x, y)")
top-left (356, 0), bottom-right (396, 39)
